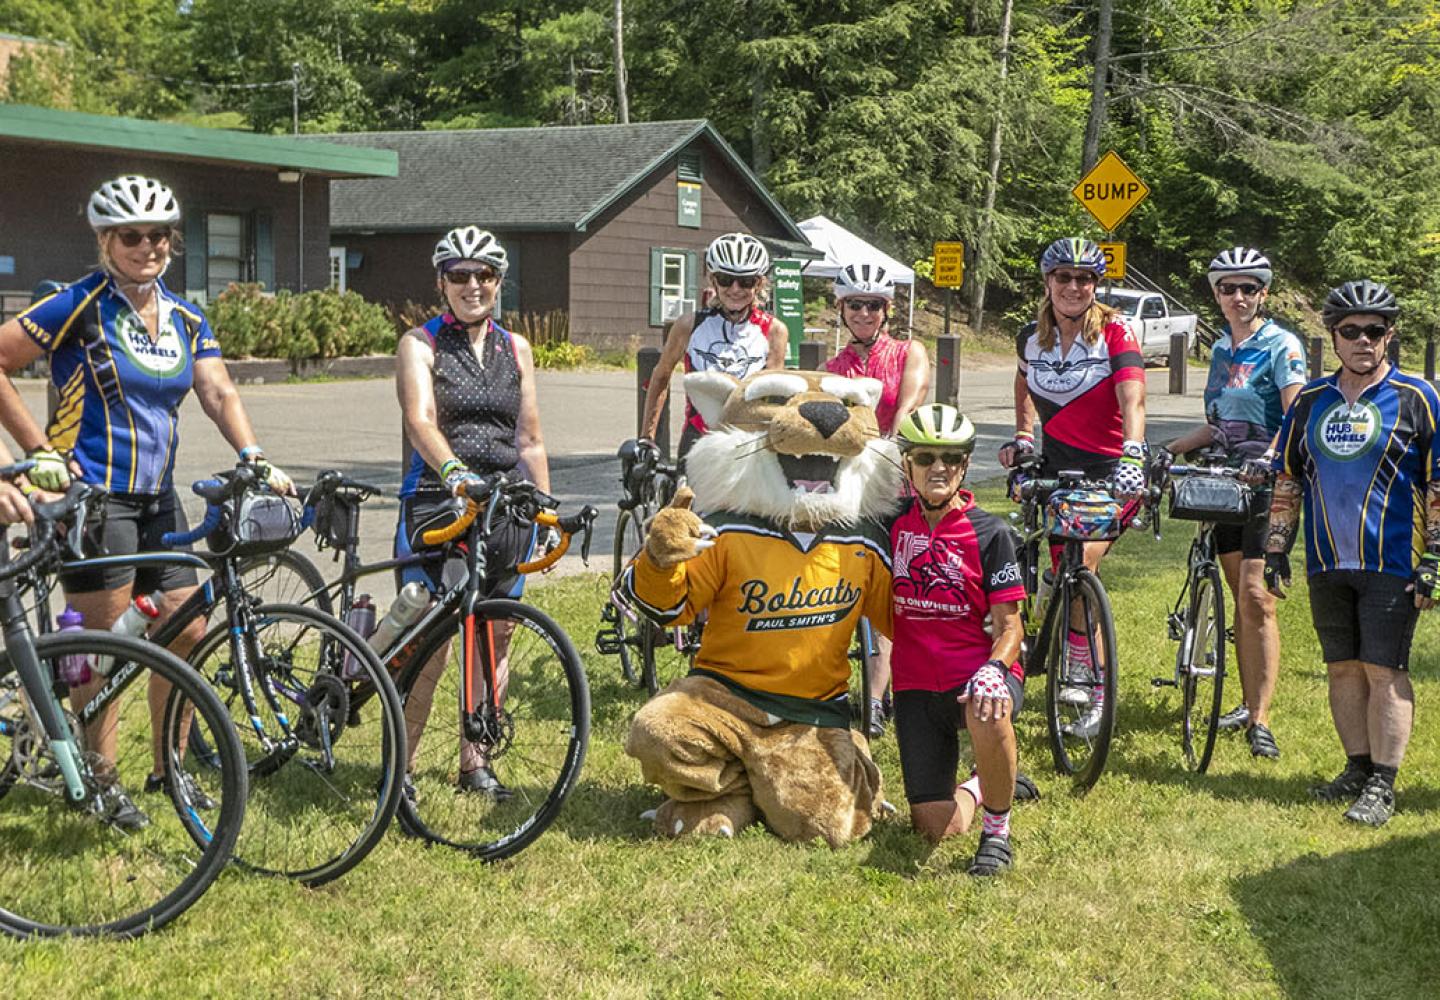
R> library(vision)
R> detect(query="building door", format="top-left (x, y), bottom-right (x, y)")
top-left (329, 246), bottom-right (347, 293)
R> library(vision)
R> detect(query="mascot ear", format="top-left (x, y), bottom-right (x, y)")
top-left (683, 370), bottom-right (740, 428)
top-left (854, 377), bottom-right (883, 410)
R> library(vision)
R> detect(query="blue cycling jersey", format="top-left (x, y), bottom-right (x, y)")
top-left (17, 271), bottom-right (222, 494)
top-left (1273, 366), bottom-right (1440, 579)
top-left (1204, 320), bottom-right (1306, 459)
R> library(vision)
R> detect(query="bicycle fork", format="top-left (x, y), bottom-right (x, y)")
top-left (1, 594), bottom-right (86, 802)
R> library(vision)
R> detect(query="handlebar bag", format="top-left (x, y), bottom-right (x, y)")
top-left (209, 492), bottom-right (302, 556)
top-left (1169, 475), bottom-right (1252, 525)
top-left (1047, 489), bottom-right (1124, 541)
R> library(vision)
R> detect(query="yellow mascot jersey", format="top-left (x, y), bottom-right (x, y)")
top-left (622, 512), bottom-right (894, 727)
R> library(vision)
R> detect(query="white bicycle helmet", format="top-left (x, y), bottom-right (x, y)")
top-left (432, 226), bottom-right (510, 275)
top-left (832, 262), bottom-right (896, 301)
top-left (1207, 247), bottom-right (1272, 288)
top-left (704, 233), bottom-right (770, 277)
top-left (87, 175), bottom-right (180, 230)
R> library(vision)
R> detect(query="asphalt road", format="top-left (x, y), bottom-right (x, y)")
top-left (2, 363), bottom-right (1208, 604)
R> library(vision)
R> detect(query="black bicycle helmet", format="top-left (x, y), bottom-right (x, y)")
top-left (1322, 280), bottom-right (1399, 328)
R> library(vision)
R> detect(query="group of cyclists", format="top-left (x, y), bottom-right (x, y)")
top-left (0, 173), bottom-right (1432, 879)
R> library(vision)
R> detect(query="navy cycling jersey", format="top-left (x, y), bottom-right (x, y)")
top-left (17, 271), bottom-right (221, 494)
top-left (1273, 367), bottom-right (1440, 579)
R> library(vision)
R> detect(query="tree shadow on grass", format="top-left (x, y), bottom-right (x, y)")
top-left (1233, 831), bottom-right (1440, 999)
top-left (857, 818), bottom-right (936, 878)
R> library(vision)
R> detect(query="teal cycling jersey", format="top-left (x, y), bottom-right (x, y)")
top-left (17, 270), bottom-right (222, 494)
top-left (1273, 367), bottom-right (1440, 579)
top-left (1203, 320), bottom-right (1306, 459)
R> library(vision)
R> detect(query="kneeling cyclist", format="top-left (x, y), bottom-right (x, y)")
top-left (890, 405), bottom-right (1028, 875)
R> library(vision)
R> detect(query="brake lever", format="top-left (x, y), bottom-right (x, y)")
top-left (580, 516), bottom-right (595, 566)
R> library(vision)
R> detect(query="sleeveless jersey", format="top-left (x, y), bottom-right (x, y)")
top-left (17, 270), bottom-right (221, 494)
top-left (682, 306), bottom-right (774, 433)
top-left (825, 332), bottom-right (912, 435)
top-left (401, 314), bottom-right (522, 498)
top-left (889, 494), bottom-right (1026, 692)
top-left (1016, 319), bottom-right (1144, 469)
top-left (1204, 320), bottom-right (1307, 459)
top-left (1274, 367), bottom-right (1440, 580)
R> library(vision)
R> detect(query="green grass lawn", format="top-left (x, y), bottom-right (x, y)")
top-left (5, 485), bottom-right (1440, 997)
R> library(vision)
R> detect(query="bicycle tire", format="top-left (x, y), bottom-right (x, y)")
top-left (1180, 563), bottom-right (1225, 773)
top-left (849, 618), bottom-right (876, 737)
top-left (395, 598), bottom-right (589, 860)
top-left (239, 549), bottom-right (333, 615)
top-left (187, 602), bottom-right (404, 886)
top-left (610, 506), bottom-right (647, 687)
top-left (1043, 568), bottom-right (1118, 790)
top-left (641, 618), bottom-right (700, 697)
top-left (0, 631), bottom-right (246, 939)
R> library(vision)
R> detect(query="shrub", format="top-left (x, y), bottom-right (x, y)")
top-left (208, 284), bottom-right (396, 361)
top-left (531, 341), bottom-right (591, 369)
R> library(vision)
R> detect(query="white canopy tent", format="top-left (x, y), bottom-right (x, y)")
top-left (797, 215), bottom-right (917, 331)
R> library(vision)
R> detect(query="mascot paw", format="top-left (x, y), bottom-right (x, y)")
top-left (652, 795), bottom-right (757, 840)
top-left (644, 486), bottom-right (716, 568)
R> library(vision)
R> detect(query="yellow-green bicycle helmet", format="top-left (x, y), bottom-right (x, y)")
top-left (896, 404), bottom-right (977, 453)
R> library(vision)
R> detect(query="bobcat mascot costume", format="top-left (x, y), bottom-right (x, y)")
top-left (621, 369), bottom-right (901, 846)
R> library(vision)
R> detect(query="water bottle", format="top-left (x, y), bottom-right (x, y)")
top-left (367, 582), bottom-right (431, 657)
top-left (341, 595), bottom-right (378, 679)
top-left (56, 605), bottom-right (91, 686)
top-left (1036, 569), bottom-right (1055, 608)
top-left (94, 594), bottom-right (161, 676)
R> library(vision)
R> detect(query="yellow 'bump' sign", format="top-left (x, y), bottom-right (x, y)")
top-left (1073, 151), bottom-right (1150, 232)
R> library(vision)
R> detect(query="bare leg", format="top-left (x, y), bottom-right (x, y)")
top-left (149, 585), bottom-right (206, 774)
top-left (1220, 553), bottom-right (1280, 726)
top-left (1327, 660), bottom-right (1370, 756)
top-left (968, 705), bottom-right (1017, 816)
top-left (1363, 663), bottom-right (1414, 769)
top-left (404, 641), bottom-right (450, 772)
top-left (866, 634), bottom-right (892, 704)
top-left (910, 785), bottom-right (979, 843)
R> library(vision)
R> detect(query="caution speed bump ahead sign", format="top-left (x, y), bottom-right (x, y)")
top-left (1073, 151), bottom-right (1150, 232)
top-left (933, 241), bottom-right (964, 288)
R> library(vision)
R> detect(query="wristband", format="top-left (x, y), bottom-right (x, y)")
top-left (239, 445), bottom-right (264, 462)
top-left (983, 658), bottom-right (1009, 672)
top-left (439, 458), bottom-right (467, 480)
top-left (1121, 439), bottom-right (1145, 462)
top-left (1014, 431), bottom-right (1034, 442)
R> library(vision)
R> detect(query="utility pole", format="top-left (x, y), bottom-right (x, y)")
top-left (291, 62), bottom-right (301, 135)
top-left (613, 0), bottom-right (630, 124)
top-left (1081, 0), bottom-right (1114, 173)
top-left (968, 0), bottom-right (1013, 333)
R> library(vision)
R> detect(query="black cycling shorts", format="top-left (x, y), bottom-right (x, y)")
top-left (59, 489), bottom-right (200, 595)
top-left (393, 492), bottom-right (535, 598)
top-left (1307, 569), bottom-right (1419, 670)
top-left (1213, 487), bottom-right (1271, 560)
top-left (893, 673), bottom-right (1025, 805)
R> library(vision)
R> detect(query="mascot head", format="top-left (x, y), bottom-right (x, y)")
top-left (683, 369), bottom-right (902, 531)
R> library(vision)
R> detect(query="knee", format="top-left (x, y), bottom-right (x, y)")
top-left (1240, 581), bottom-right (1275, 620)
top-left (966, 709), bottom-right (1014, 748)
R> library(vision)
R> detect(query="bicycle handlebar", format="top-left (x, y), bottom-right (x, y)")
top-left (161, 504), bottom-right (224, 548)
top-left (0, 481), bottom-right (99, 582)
top-left (419, 475), bottom-right (598, 569)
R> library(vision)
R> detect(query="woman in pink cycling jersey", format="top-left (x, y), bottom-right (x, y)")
top-left (825, 261), bottom-right (930, 737)
top-left (890, 404), bottom-right (1026, 876)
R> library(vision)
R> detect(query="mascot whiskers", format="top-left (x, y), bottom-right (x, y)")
top-left (621, 369), bottom-right (901, 846)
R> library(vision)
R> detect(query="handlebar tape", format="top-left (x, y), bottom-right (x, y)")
top-left (161, 504), bottom-right (223, 548)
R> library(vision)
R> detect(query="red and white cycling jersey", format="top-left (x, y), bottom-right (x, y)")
top-left (1016, 319), bottom-right (1143, 470)
top-left (889, 494), bottom-right (1027, 692)
top-left (683, 306), bottom-right (774, 433)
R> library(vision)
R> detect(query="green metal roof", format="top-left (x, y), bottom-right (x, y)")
top-left (0, 103), bottom-right (397, 178)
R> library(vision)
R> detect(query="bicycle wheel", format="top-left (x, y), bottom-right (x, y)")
top-left (239, 549), bottom-right (333, 615)
top-left (609, 506), bottom-right (648, 687)
top-left (187, 603), bottom-right (404, 886)
top-left (849, 618), bottom-right (876, 736)
top-left (1043, 568), bottom-right (1118, 790)
top-left (396, 599), bottom-right (589, 860)
top-left (0, 632), bottom-right (246, 939)
top-left (1180, 564), bottom-right (1226, 773)
top-left (641, 618), bottom-right (700, 697)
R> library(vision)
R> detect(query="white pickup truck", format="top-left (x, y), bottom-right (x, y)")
top-left (1097, 288), bottom-right (1198, 363)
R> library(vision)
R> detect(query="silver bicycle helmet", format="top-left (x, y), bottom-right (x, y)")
top-left (704, 233), bottom-right (770, 277)
top-left (833, 262), bottom-right (896, 301)
top-left (1207, 247), bottom-right (1273, 288)
top-left (87, 175), bottom-right (180, 230)
top-left (432, 226), bottom-right (510, 275)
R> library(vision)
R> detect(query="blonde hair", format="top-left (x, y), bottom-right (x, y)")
top-left (96, 225), bottom-right (184, 276)
top-left (1035, 294), bottom-right (1118, 351)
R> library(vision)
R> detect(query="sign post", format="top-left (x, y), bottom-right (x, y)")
top-left (933, 241), bottom-right (965, 339)
top-left (771, 259), bottom-right (805, 367)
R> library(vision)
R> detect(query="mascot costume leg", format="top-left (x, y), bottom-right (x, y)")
top-left (620, 370), bottom-right (901, 847)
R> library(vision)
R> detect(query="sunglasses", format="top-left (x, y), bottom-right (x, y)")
top-left (1333, 322), bottom-right (1390, 342)
top-left (443, 268), bottom-right (499, 286)
top-left (845, 298), bottom-right (887, 313)
top-left (1050, 271), bottom-right (1097, 287)
top-left (1216, 281), bottom-right (1264, 297)
top-left (713, 274), bottom-right (759, 289)
top-left (908, 450), bottom-right (970, 468)
top-left (115, 228), bottom-right (171, 248)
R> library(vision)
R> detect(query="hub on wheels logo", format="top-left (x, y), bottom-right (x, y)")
top-left (116, 310), bottom-right (185, 378)
top-left (1316, 399), bottom-right (1381, 461)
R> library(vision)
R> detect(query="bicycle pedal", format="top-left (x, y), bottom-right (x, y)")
top-left (594, 631), bottom-right (622, 656)
top-left (1151, 677), bottom-right (1177, 688)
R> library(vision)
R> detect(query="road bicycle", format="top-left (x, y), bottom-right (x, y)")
top-left (1009, 456), bottom-right (1141, 790)
top-left (27, 464), bottom-right (407, 887)
top-left (595, 438), bottom-right (702, 696)
top-left (301, 470), bottom-right (596, 860)
top-left (1149, 453), bottom-right (1259, 773)
top-left (0, 477), bottom-right (246, 938)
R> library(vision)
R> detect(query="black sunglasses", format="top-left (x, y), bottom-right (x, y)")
top-left (844, 298), bottom-right (887, 313)
top-left (1333, 322), bottom-right (1390, 342)
top-left (1216, 281), bottom-right (1264, 297)
top-left (115, 228), bottom-right (172, 248)
top-left (1050, 271), bottom-right (1097, 287)
top-left (443, 268), bottom-right (499, 286)
top-left (908, 450), bottom-right (970, 468)
top-left (713, 274), bottom-right (759, 289)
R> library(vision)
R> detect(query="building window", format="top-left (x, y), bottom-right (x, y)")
top-left (649, 247), bottom-right (698, 326)
top-left (328, 246), bottom-right (347, 293)
top-left (205, 212), bottom-right (251, 299)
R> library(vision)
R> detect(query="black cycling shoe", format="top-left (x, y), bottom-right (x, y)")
top-left (967, 832), bottom-right (1013, 877)
top-left (458, 765), bottom-right (514, 802)
top-left (400, 774), bottom-right (418, 806)
top-left (865, 698), bottom-right (888, 740)
top-left (1343, 775), bottom-right (1395, 827)
top-left (145, 770), bottom-right (218, 810)
top-left (1311, 762), bottom-right (1370, 802)
top-left (1216, 704), bottom-right (1250, 732)
top-left (1246, 723), bottom-right (1280, 759)
top-left (92, 782), bottom-right (151, 832)
top-left (1013, 772), bottom-right (1040, 803)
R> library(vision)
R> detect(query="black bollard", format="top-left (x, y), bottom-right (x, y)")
top-left (1168, 333), bottom-right (1188, 395)
top-left (797, 341), bottom-right (826, 371)
top-left (935, 335), bottom-right (959, 405)
top-left (1309, 336), bottom-right (1325, 380)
